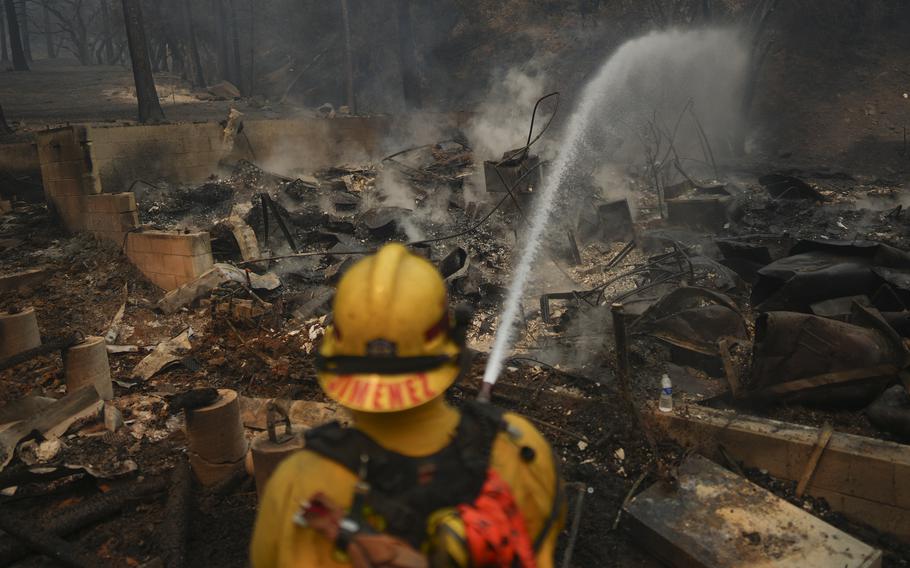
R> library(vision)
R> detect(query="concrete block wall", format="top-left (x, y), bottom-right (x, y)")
top-left (125, 231), bottom-right (214, 290)
top-left (35, 126), bottom-right (99, 232)
top-left (86, 122), bottom-right (226, 191)
top-left (81, 113), bottom-right (471, 192)
top-left (84, 193), bottom-right (140, 245)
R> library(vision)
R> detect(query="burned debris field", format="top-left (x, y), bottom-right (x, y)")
top-left (3, 1), bottom-right (910, 567)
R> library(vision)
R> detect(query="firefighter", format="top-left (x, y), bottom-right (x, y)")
top-left (251, 243), bottom-right (564, 567)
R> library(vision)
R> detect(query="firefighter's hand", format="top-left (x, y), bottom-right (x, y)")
top-left (347, 533), bottom-right (428, 568)
top-left (299, 493), bottom-right (427, 568)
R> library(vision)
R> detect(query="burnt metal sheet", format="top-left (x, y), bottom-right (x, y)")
top-left (758, 173), bottom-right (825, 201)
top-left (749, 306), bottom-right (907, 407)
top-left (809, 295), bottom-right (872, 320)
top-left (866, 385), bottom-right (910, 442)
top-left (577, 198), bottom-right (635, 244)
top-left (752, 240), bottom-right (910, 312)
top-left (483, 152), bottom-right (542, 195)
top-left (633, 287), bottom-right (748, 376)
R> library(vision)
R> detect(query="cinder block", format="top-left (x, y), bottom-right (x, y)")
top-left (134, 231), bottom-right (212, 257)
top-left (95, 210), bottom-right (138, 232)
top-left (44, 179), bottom-right (82, 198)
top-left (36, 127), bottom-right (86, 163)
top-left (41, 160), bottom-right (86, 183)
top-left (147, 272), bottom-right (179, 291)
top-left (125, 232), bottom-right (148, 254)
top-left (161, 252), bottom-right (213, 279)
top-left (91, 229), bottom-right (126, 246)
top-left (109, 192), bottom-right (137, 213)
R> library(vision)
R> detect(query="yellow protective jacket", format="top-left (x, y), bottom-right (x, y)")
top-left (250, 400), bottom-right (564, 567)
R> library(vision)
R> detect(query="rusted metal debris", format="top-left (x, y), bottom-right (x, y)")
top-left (749, 306), bottom-right (908, 406)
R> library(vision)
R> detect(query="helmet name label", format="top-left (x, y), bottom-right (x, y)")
top-left (324, 374), bottom-right (438, 411)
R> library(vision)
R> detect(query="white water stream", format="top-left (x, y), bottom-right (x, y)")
top-left (482, 28), bottom-right (748, 386)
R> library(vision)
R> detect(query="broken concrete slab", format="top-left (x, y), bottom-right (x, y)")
top-left (624, 454), bottom-right (882, 567)
top-left (647, 404), bottom-right (910, 542)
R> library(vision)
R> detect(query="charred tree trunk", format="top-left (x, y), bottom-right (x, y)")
top-left (74, 3), bottom-right (89, 65)
top-left (121, 0), bottom-right (164, 123)
top-left (733, 0), bottom-right (780, 156)
top-left (41, 0), bottom-right (54, 58)
top-left (214, 0), bottom-right (232, 83)
top-left (247, 0), bottom-right (254, 96)
top-left (0, 8), bottom-right (9, 64)
top-left (15, 0), bottom-right (29, 61)
top-left (339, 0), bottom-right (355, 112)
top-left (100, 0), bottom-right (114, 63)
top-left (182, 0), bottom-right (205, 88)
top-left (229, 0), bottom-right (243, 93)
top-left (4, 0), bottom-right (28, 70)
top-left (395, 0), bottom-right (421, 110)
top-left (0, 104), bottom-right (13, 135)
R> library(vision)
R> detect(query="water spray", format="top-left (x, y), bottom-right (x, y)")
top-left (479, 29), bottom-right (749, 399)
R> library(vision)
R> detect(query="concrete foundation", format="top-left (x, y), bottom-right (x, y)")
top-left (32, 114), bottom-right (469, 292)
top-left (64, 336), bottom-right (113, 400)
top-left (0, 307), bottom-right (41, 360)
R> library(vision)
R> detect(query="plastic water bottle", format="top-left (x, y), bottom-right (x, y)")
top-left (659, 374), bottom-right (673, 412)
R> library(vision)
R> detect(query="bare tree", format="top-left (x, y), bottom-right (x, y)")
top-left (15, 0), bottom-right (30, 61)
top-left (121, 0), bottom-right (164, 123)
top-left (229, 0), bottom-right (243, 91)
top-left (181, 0), bottom-right (205, 87)
top-left (395, 0), bottom-right (421, 109)
top-left (0, 103), bottom-right (12, 135)
top-left (213, 0), bottom-right (235, 84)
top-left (733, 0), bottom-right (780, 155)
top-left (339, 0), bottom-right (354, 111)
top-left (0, 8), bottom-right (9, 64)
top-left (3, 0), bottom-right (28, 70)
top-left (44, 0), bottom-right (93, 64)
top-left (40, 0), bottom-right (55, 58)
top-left (98, 0), bottom-right (114, 63)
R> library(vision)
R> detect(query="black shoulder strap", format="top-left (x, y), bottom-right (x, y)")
top-left (303, 421), bottom-right (376, 474)
top-left (302, 403), bottom-right (507, 547)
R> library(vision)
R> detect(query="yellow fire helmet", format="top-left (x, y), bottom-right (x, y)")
top-left (316, 243), bottom-right (463, 413)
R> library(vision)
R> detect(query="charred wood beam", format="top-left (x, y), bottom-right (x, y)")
top-left (0, 477), bottom-right (166, 567)
top-left (0, 512), bottom-right (102, 568)
top-left (159, 459), bottom-right (193, 568)
top-left (0, 332), bottom-right (81, 372)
